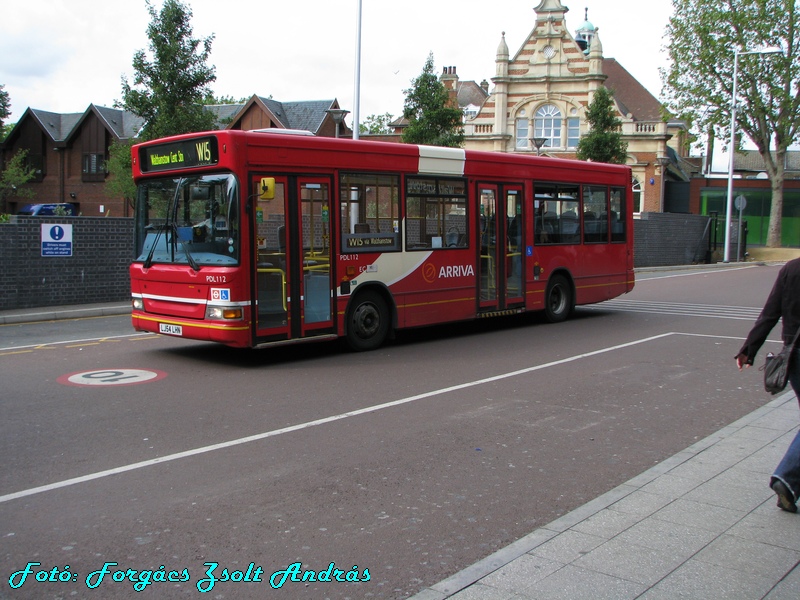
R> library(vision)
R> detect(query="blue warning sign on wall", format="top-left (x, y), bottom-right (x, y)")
top-left (41, 224), bottom-right (73, 257)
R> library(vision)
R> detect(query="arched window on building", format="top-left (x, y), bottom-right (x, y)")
top-left (534, 105), bottom-right (562, 148)
top-left (632, 178), bottom-right (642, 213)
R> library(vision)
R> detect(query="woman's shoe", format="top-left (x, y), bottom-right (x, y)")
top-left (771, 480), bottom-right (798, 513)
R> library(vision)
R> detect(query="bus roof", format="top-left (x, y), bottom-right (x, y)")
top-left (133, 129), bottom-right (631, 182)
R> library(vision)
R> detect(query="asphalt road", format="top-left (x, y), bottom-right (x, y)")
top-left (0, 263), bottom-right (784, 599)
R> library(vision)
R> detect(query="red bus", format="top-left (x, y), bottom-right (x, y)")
top-left (130, 130), bottom-right (634, 350)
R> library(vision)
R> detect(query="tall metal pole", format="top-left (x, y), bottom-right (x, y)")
top-left (723, 46), bottom-right (782, 262)
top-left (723, 49), bottom-right (740, 263)
top-left (352, 0), bottom-right (362, 140)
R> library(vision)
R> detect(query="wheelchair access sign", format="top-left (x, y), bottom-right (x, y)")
top-left (41, 224), bottom-right (73, 256)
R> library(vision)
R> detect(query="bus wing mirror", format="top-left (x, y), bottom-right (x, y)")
top-left (259, 177), bottom-right (275, 200)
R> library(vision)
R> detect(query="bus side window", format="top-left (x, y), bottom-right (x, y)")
top-left (582, 185), bottom-right (609, 243)
top-left (610, 187), bottom-right (626, 242)
top-left (405, 176), bottom-right (467, 251)
top-left (339, 173), bottom-right (401, 252)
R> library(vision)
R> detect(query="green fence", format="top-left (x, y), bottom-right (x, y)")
top-left (701, 187), bottom-right (800, 247)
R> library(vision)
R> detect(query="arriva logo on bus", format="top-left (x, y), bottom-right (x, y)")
top-left (423, 263), bottom-right (475, 283)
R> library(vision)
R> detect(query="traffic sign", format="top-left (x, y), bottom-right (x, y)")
top-left (41, 224), bottom-right (73, 257)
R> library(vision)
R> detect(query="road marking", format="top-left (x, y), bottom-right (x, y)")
top-left (636, 265), bottom-right (760, 280)
top-left (0, 349), bottom-right (34, 357)
top-left (0, 332), bottom-right (154, 353)
top-left (584, 299), bottom-right (762, 320)
top-left (57, 369), bottom-right (168, 387)
top-left (1, 332), bottom-right (682, 504)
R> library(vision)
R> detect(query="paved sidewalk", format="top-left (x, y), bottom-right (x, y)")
top-left (411, 393), bottom-right (800, 600)
top-left (0, 301), bottom-right (130, 325)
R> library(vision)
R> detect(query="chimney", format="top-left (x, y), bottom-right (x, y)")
top-left (441, 66), bottom-right (459, 91)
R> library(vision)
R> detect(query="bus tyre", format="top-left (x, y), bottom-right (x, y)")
top-left (346, 290), bottom-right (389, 351)
top-left (544, 275), bottom-right (572, 323)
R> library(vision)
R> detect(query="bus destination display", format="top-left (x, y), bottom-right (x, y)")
top-left (140, 137), bottom-right (219, 172)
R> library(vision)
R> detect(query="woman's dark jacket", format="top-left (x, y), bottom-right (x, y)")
top-left (738, 258), bottom-right (800, 365)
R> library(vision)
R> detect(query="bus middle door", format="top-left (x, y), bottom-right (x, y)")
top-left (478, 183), bottom-right (524, 312)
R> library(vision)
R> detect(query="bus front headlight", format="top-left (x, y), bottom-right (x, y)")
top-left (205, 306), bottom-right (243, 320)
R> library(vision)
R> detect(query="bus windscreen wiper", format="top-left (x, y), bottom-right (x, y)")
top-left (143, 223), bottom-right (164, 269)
top-left (171, 221), bottom-right (200, 271)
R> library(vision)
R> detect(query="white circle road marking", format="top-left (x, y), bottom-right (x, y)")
top-left (57, 369), bottom-right (167, 387)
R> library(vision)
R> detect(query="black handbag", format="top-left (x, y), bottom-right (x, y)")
top-left (763, 328), bottom-right (800, 395)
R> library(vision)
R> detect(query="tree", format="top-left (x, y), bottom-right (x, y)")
top-left (104, 140), bottom-right (137, 211)
top-left (663, 0), bottom-right (800, 247)
top-left (203, 93), bottom-right (249, 105)
top-left (576, 86), bottom-right (628, 164)
top-left (120, 0), bottom-right (217, 141)
top-left (360, 113), bottom-right (395, 135)
top-left (0, 84), bottom-right (10, 140)
top-left (0, 149), bottom-right (36, 213)
top-left (402, 54), bottom-right (464, 147)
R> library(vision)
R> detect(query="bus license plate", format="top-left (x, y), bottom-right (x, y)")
top-left (159, 323), bottom-right (183, 336)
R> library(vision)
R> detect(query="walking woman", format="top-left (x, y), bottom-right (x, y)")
top-left (736, 258), bottom-right (800, 513)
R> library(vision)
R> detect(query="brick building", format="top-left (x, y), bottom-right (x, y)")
top-left (461, 0), bottom-right (695, 213)
top-left (0, 96), bottom-right (351, 217)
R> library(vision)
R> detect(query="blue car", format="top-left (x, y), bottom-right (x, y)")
top-left (17, 203), bottom-right (77, 216)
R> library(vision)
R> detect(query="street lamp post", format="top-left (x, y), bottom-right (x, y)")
top-left (723, 46), bottom-right (782, 262)
top-left (326, 109), bottom-right (350, 138)
top-left (352, 0), bottom-right (362, 140)
top-left (530, 137), bottom-right (547, 156)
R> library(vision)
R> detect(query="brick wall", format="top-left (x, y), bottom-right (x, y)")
top-left (0, 214), bottom-right (711, 311)
top-left (634, 212), bottom-right (711, 267)
top-left (0, 217), bottom-right (133, 310)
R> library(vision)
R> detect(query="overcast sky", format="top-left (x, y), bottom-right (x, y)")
top-left (1, 0), bottom-right (674, 127)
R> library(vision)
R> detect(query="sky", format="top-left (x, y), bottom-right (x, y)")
top-left (1, 0), bottom-right (675, 128)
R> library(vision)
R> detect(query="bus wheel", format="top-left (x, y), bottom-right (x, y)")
top-left (544, 275), bottom-right (572, 323)
top-left (346, 290), bottom-right (389, 351)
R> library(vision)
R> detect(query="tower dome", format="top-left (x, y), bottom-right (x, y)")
top-left (575, 7), bottom-right (596, 54)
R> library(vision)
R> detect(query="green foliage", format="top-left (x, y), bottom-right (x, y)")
top-left (0, 149), bottom-right (36, 212)
top-left (104, 139), bottom-right (137, 208)
top-left (360, 113), bottom-right (395, 135)
top-left (663, 0), bottom-right (798, 149)
top-left (120, 0), bottom-right (217, 141)
top-left (576, 87), bottom-right (628, 164)
top-left (402, 54), bottom-right (464, 147)
top-left (203, 94), bottom-right (249, 105)
top-left (0, 84), bottom-right (9, 139)
top-left (662, 0), bottom-right (800, 246)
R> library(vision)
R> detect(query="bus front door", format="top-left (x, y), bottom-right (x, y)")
top-left (478, 183), bottom-right (524, 313)
top-left (253, 176), bottom-right (334, 344)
